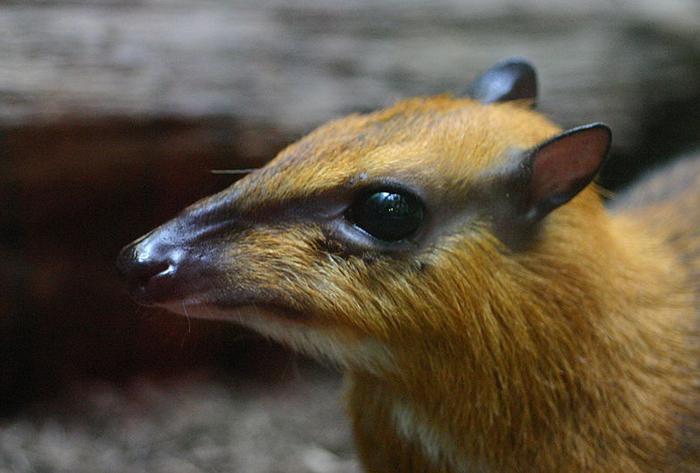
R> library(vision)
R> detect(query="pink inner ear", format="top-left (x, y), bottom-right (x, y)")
top-left (530, 125), bottom-right (611, 209)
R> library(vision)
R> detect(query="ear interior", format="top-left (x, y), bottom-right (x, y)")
top-left (523, 123), bottom-right (612, 221)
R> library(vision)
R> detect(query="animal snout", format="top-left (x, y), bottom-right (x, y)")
top-left (116, 226), bottom-right (186, 305)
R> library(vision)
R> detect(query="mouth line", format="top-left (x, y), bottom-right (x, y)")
top-left (160, 298), bottom-right (311, 323)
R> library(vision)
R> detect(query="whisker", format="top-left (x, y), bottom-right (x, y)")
top-left (210, 168), bottom-right (259, 175)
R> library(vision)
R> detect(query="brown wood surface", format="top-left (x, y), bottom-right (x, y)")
top-left (1, 0), bottom-right (699, 151)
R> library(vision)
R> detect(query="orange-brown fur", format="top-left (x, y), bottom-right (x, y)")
top-left (170, 97), bottom-right (699, 471)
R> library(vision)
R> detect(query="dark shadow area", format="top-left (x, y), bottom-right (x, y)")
top-left (600, 95), bottom-right (700, 191)
top-left (0, 118), bottom-right (294, 415)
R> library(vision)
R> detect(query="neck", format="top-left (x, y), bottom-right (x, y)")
top-left (348, 199), bottom-right (697, 472)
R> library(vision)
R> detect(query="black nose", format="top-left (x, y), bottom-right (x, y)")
top-left (117, 236), bottom-right (169, 285)
top-left (116, 229), bottom-right (181, 305)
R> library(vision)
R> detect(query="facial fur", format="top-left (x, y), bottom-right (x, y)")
top-left (151, 97), bottom-right (569, 367)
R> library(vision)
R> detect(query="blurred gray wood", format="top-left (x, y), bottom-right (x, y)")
top-left (1, 0), bottom-right (699, 152)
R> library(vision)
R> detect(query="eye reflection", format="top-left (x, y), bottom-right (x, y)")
top-left (348, 190), bottom-right (424, 242)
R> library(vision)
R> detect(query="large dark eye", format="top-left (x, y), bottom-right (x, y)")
top-left (348, 190), bottom-right (424, 242)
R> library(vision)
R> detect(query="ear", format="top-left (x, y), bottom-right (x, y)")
top-left (518, 123), bottom-right (612, 221)
top-left (466, 58), bottom-right (537, 105)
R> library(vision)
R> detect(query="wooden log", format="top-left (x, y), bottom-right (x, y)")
top-left (0, 0), bottom-right (698, 155)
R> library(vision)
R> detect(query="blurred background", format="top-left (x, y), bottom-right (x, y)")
top-left (1, 1), bottom-right (699, 472)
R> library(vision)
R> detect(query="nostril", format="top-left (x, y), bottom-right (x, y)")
top-left (116, 243), bottom-right (172, 288)
top-left (135, 260), bottom-right (172, 287)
